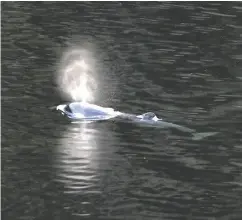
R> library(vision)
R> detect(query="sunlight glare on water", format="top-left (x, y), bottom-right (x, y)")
top-left (55, 123), bottom-right (100, 194)
top-left (57, 48), bottom-right (97, 102)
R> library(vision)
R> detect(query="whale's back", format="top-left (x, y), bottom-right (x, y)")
top-left (69, 102), bottom-right (115, 117)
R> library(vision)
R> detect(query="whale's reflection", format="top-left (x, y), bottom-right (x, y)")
top-left (55, 122), bottom-right (116, 194)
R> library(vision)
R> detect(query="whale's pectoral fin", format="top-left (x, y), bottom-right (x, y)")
top-left (192, 132), bottom-right (219, 141)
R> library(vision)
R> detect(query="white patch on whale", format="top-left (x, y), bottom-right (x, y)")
top-left (57, 101), bottom-right (122, 121)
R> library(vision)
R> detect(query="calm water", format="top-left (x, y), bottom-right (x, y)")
top-left (2, 2), bottom-right (242, 219)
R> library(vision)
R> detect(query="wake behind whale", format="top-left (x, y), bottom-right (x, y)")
top-left (55, 101), bottom-right (218, 140)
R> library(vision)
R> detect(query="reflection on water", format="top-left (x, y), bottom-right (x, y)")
top-left (55, 123), bottom-right (99, 194)
top-left (55, 122), bottom-right (117, 195)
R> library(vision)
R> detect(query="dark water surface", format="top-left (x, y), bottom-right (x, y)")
top-left (2, 2), bottom-right (242, 219)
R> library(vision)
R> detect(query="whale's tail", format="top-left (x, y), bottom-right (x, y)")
top-left (192, 132), bottom-right (218, 140)
top-left (157, 121), bottom-right (219, 140)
